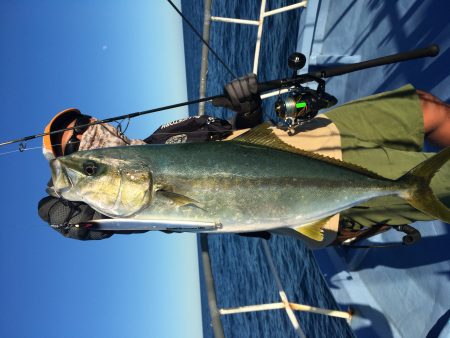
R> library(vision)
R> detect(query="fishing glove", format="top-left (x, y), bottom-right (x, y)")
top-left (212, 73), bottom-right (263, 129)
top-left (38, 196), bottom-right (113, 240)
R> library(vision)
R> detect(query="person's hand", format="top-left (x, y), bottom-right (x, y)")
top-left (212, 74), bottom-right (262, 115)
top-left (38, 196), bottom-right (112, 240)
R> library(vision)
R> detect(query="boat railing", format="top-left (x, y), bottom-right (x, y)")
top-left (198, 0), bottom-right (307, 115)
top-left (211, 0), bottom-right (308, 75)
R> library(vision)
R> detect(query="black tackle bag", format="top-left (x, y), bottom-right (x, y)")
top-left (144, 115), bottom-right (233, 144)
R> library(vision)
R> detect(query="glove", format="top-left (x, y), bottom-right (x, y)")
top-left (38, 196), bottom-right (113, 240)
top-left (212, 74), bottom-right (262, 117)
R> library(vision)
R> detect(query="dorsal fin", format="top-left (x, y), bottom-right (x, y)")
top-left (232, 123), bottom-right (387, 180)
top-left (233, 122), bottom-right (290, 149)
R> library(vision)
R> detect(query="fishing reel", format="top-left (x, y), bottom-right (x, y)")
top-left (274, 52), bottom-right (338, 129)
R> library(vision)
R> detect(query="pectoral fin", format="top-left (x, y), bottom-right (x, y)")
top-left (157, 190), bottom-right (206, 211)
top-left (294, 217), bottom-right (332, 242)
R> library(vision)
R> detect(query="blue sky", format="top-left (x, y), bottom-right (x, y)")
top-left (0, 1), bottom-right (203, 338)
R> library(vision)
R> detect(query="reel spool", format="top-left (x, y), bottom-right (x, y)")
top-left (275, 90), bottom-right (321, 122)
top-left (274, 52), bottom-right (338, 129)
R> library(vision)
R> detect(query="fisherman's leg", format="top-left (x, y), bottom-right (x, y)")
top-left (418, 90), bottom-right (450, 148)
top-left (324, 84), bottom-right (424, 152)
top-left (325, 84), bottom-right (450, 149)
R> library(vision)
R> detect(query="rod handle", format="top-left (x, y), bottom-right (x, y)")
top-left (313, 44), bottom-right (440, 78)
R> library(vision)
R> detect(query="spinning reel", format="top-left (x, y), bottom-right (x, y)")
top-left (274, 52), bottom-right (338, 129)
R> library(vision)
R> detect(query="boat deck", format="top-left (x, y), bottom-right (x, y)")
top-left (297, 1), bottom-right (450, 337)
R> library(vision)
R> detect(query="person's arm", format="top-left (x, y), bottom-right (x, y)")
top-left (38, 196), bottom-right (113, 240)
top-left (212, 73), bottom-right (263, 129)
top-left (142, 74), bottom-right (263, 145)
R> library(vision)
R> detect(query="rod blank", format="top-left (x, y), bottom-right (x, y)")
top-left (312, 44), bottom-right (440, 78)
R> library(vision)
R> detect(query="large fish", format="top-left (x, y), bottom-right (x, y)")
top-left (50, 124), bottom-right (450, 241)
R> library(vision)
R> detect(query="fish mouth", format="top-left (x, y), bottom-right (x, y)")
top-left (50, 159), bottom-right (74, 194)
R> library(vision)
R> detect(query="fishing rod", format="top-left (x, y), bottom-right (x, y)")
top-left (0, 44), bottom-right (439, 149)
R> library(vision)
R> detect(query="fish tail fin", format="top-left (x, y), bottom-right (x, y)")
top-left (398, 147), bottom-right (450, 223)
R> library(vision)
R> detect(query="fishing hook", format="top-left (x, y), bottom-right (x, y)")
top-left (19, 142), bottom-right (27, 152)
top-left (116, 117), bottom-right (131, 136)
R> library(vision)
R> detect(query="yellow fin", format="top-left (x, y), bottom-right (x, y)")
top-left (233, 123), bottom-right (386, 180)
top-left (294, 217), bottom-right (331, 242)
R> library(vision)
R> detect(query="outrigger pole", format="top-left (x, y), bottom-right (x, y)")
top-left (0, 44), bottom-right (439, 149)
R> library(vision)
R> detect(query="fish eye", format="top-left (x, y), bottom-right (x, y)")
top-left (83, 161), bottom-right (98, 176)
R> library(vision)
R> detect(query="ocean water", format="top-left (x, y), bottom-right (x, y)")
top-left (182, 0), bottom-right (303, 121)
top-left (181, 1), bottom-right (355, 337)
top-left (198, 234), bottom-right (356, 338)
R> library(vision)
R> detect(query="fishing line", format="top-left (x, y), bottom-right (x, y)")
top-left (0, 145), bottom-right (43, 157)
top-left (164, 0), bottom-right (237, 78)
